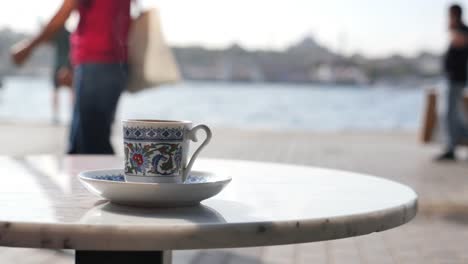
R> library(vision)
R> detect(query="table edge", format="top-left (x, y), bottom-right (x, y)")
top-left (0, 196), bottom-right (417, 250)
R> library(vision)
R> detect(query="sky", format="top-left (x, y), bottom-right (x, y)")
top-left (0, 0), bottom-right (467, 57)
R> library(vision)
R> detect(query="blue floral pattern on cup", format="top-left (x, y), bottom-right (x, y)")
top-left (124, 142), bottom-right (183, 176)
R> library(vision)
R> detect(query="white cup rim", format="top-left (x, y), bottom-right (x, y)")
top-left (122, 119), bottom-right (192, 125)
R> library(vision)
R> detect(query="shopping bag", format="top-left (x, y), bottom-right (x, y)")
top-left (127, 8), bottom-right (180, 93)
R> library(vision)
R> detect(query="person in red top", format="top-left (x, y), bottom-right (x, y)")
top-left (12, 0), bottom-right (132, 154)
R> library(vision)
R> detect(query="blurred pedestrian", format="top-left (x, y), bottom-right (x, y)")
top-left (437, 4), bottom-right (468, 161)
top-left (51, 26), bottom-right (73, 124)
top-left (11, 0), bottom-right (131, 154)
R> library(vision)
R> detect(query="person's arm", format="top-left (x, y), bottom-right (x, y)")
top-left (450, 30), bottom-right (468, 48)
top-left (11, 0), bottom-right (76, 66)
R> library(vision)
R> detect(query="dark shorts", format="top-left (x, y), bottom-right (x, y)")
top-left (53, 67), bottom-right (61, 89)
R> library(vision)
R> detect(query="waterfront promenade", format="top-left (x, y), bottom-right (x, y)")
top-left (0, 122), bottom-right (467, 263)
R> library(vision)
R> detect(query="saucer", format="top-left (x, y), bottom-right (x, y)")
top-left (78, 169), bottom-right (231, 207)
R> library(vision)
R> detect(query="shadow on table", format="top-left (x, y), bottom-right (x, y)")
top-left (80, 202), bottom-right (227, 224)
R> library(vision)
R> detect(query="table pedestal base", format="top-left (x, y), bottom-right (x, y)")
top-left (76, 250), bottom-right (172, 264)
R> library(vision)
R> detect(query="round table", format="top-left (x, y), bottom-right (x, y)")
top-left (0, 156), bottom-right (417, 264)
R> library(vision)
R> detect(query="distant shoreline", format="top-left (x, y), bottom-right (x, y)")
top-left (0, 75), bottom-right (436, 89)
top-left (0, 28), bottom-right (442, 85)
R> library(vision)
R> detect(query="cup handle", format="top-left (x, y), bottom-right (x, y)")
top-left (183, 124), bottom-right (212, 182)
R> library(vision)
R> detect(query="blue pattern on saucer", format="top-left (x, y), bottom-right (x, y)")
top-left (90, 175), bottom-right (125, 182)
top-left (86, 173), bottom-right (217, 184)
top-left (184, 174), bottom-right (212, 184)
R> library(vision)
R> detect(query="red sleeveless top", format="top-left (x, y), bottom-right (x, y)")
top-left (71, 0), bottom-right (131, 65)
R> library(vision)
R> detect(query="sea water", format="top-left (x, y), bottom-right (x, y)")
top-left (0, 76), bottom-right (424, 132)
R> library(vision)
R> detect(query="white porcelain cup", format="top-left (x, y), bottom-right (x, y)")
top-left (122, 120), bottom-right (212, 183)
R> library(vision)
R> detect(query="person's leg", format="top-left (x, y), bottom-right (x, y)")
top-left (68, 63), bottom-right (128, 154)
top-left (52, 90), bottom-right (59, 124)
top-left (447, 82), bottom-right (461, 150)
top-left (455, 87), bottom-right (468, 140)
top-left (52, 69), bottom-right (60, 124)
top-left (68, 65), bottom-right (84, 154)
top-left (438, 81), bottom-right (465, 160)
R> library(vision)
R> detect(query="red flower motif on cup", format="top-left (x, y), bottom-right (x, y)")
top-left (132, 154), bottom-right (144, 166)
top-left (125, 143), bottom-right (150, 174)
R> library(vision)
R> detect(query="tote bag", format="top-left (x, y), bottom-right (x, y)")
top-left (127, 8), bottom-right (181, 93)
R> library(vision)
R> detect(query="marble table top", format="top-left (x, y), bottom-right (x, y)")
top-left (0, 156), bottom-right (417, 251)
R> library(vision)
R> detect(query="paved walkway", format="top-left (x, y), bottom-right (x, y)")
top-left (0, 123), bottom-right (467, 263)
